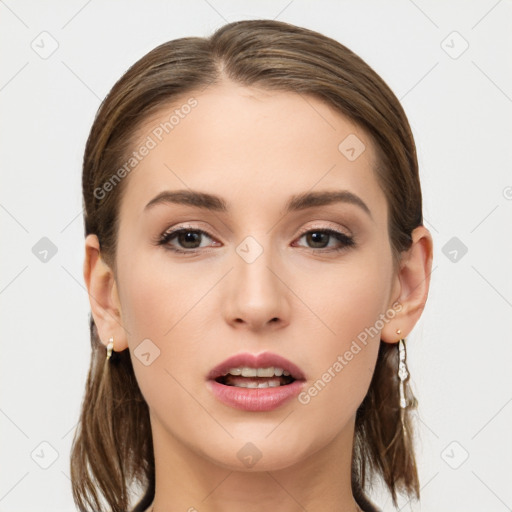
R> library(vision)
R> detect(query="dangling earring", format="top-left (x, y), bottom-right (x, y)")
top-left (396, 329), bottom-right (409, 409)
top-left (106, 337), bottom-right (114, 360)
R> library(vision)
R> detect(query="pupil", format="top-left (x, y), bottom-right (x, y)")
top-left (308, 232), bottom-right (328, 248)
top-left (180, 231), bottom-right (200, 248)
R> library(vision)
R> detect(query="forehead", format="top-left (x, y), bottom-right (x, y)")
top-left (119, 81), bottom-right (386, 220)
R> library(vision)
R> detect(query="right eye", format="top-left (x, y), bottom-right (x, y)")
top-left (158, 226), bottom-right (220, 254)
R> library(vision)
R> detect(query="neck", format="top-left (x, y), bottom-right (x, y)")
top-left (147, 412), bottom-right (362, 512)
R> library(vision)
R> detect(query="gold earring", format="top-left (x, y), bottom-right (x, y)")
top-left (106, 337), bottom-right (114, 360)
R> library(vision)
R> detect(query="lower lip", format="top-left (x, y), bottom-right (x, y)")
top-left (208, 379), bottom-right (304, 412)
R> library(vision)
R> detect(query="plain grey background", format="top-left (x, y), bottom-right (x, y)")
top-left (1, 1), bottom-right (511, 511)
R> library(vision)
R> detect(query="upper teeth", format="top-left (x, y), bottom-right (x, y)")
top-left (226, 367), bottom-right (291, 378)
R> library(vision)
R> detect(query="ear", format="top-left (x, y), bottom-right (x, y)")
top-left (83, 234), bottom-right (129, 353)
top-left (381, 225), bottom-right (433, 343)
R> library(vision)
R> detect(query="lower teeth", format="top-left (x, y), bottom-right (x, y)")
top-left (233, 378), bottom-right (281, 389)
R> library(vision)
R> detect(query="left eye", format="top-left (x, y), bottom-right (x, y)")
top-left (294, 229), bottom-right (355, 251)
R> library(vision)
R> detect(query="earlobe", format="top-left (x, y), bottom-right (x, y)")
top-left (381, 225), bottom-right (433, 344)
top-left (83, 234), bottom-right (129, 352)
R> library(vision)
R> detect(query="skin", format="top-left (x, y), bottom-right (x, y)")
top-left (84, 80), bottom-right (433, 512)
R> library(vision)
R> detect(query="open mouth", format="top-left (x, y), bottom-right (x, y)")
top-left (208, 354), bottom-right (305, 411)
top-left (215, 367), bottom-right (296, 388)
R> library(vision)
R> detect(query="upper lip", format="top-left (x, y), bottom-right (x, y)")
top-left (207, 351), bottom-right (306, 381)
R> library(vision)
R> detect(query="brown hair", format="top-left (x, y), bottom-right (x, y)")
top-left (72, 19), bottom-right (422, 512)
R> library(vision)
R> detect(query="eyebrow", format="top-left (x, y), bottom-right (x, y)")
top-left (144, 189), bottom-right (372, 219)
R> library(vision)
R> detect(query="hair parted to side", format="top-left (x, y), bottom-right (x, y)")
top-left (72, 19), bottom-right (422, 512)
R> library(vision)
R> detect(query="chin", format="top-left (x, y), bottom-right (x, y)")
top-left (195, 434), bottom-right (318, 473)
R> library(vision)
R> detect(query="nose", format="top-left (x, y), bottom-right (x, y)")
top-left (222, 241), bottom-right (290, 332)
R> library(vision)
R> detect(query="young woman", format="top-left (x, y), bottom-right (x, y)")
top-left (71, 19), bottom-right (433, 512)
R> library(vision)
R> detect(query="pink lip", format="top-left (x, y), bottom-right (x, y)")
top-left (206, 351), bottom-right (306, 412)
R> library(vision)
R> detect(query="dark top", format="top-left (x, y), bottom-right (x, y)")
top-left (132, 488), bottom-right (153, 512)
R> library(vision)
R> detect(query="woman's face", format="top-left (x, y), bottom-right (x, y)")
top-left (113, 81), bottom-right (400, 471)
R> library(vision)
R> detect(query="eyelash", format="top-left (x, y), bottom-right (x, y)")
top-left (156, 225), bottom-right (355, 255)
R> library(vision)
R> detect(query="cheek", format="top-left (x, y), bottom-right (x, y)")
top-left (115, 249), bottom-right (192, 390)
top-left (289, 249), bottom-right (392, 427)
top-left (117, 240), bottom-right (203, 339)
top-left (116, 245), bottom-right (226, 405)
top-left (291, 292), bottom-right (382, 446)
top-left (119, 266), bottom-right (176, 338)
top-left (294, 243), bottom-right (392, 345)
